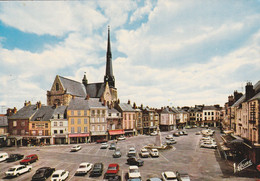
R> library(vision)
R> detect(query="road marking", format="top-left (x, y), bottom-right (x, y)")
top-left (159, 152), bottom-right (169, 162)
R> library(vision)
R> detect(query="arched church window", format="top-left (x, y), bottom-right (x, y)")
top-left (56, 83), bottom-right (59, 91)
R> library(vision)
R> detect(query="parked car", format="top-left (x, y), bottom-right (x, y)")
top-left (96, 139), bottom-right (108, 143)
top-left (140, 148), bottom-right (150, 158)
top-left (109, 143), bottom-right (117, 150)
top-left (173, 132), bottom-right (179, 137)
top-left (182, 131), bottom-right (188, 135)
top-left (127, 156), bottom-right (144, 166)
top-left (0, 152), bottom-right (8, 162)
top-left (5, 165), bottom-right (32, 177)
top-left (200, 142), bottom-right (217, 149)
top-left (89, 163), bottom-right (103, 177)
top-left (166, 140), bottom-right (177, 145)
top-left (32, 167), bottom-right (55, 181)
top-left (113, 149), bottom-right (122, 158)
top-left (104, 163), bottom-right (120, 179)
top-left (51, 170), bottom-right (69, 181)
top-left (128, 166), bottom-right (141, 180)
top-left (100, 143), bottom-right (109, 149)
top-left (192, 125), bottom-right (197, 128)
top-left (108, 175), bottom-right (122, 181)
top-left (6, 154), bottom-right (23, 162)
top-left (75, 162), bottom-right (93, 176)
top-left (150, 149), bottom-right (159, 157)
top-left (178, 131), bottom-right (184, 136)
top-left (117, 135), bottom-right (126, 140)
top-left (165, 135), bottom-right (174, 139)
top-left (70, 145), bottom-right (81, 152)
top-left (195, 132), bottom-right (201, 135)
top-left (161, 171), bottom-right (177, 181)
top-left (150, 131), bottom-right (158, 136)
top-left (127, 147), bottom-right (137, 157)
top-left (20, 154), bottom-right (38, 165)
top-left (176, 171), bottom-right (191, 181)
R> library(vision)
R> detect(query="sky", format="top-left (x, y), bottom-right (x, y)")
top-left (0, 0), bottom-right (260, 113)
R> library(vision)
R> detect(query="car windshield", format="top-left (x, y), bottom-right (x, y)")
top-left (25, 156), bottom-right (31, 159)
top-left (9, 154), bottom-right (16, 158)
top-left (130, 169), bottom-right (139, 173)
top-left (36, 169), bottom-right (45, 174)
top-left (79, 165), bottom-right (86, 168)
top-left (52, 174), bottom-right (59, 178)
top-left (108, 167), bottom-right (117, 170)
top-left (8, 168), bottom-right (16, 171)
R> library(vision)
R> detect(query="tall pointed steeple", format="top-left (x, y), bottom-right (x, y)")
top-left (104, 26), bottom-right (115, 88)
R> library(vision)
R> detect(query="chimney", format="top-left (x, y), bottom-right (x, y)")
top-left (128, 100), bottom-right (131, 105)
top-left (13, 107), bottom-right (17, 114)
top-left (103, 100), bottom-right (107, 106)
top-left (85, 94), bottom-right (90, 100)
top-left (141, 104), bottom-right (143, 110)
top-left (234, 90), bottom-right (243, 102)
top-left (54, 103), bottom-right (58, 108)
top-left (36, 101), bottom-right (42, 109)
top-left (24, 100), bottom-right (27, 107)
top-left (133, 102), bottom-right (137, 109)
top-left (245, 82), bottom-right (255, 101)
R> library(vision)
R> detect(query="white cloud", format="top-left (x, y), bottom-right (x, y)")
top-left (130, 0), bottom-right (153, 23)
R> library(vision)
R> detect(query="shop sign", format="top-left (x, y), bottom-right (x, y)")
top-left (233, 159), bottom-right (253, 173)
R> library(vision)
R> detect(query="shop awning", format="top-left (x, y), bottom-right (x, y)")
top-left (91, 131), bottom-right (107, 136)
top-left (224, 130), bottom-right (234, 134)
top-left (8, 136), bottom-right (23, 140)
top-left (108, 130), bottom-right (125, 135)
top-left (69, 133), bottom-right (89, 138)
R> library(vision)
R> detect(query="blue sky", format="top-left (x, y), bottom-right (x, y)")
top-left (0, 0), bottom-right (260, 112)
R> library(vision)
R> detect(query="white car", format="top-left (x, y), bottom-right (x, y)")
top-left (128, 166), bottom-right (141, 179)
top-left (0, 152), bottom-right (8, 162)
top-left (100, 143), bottom-right (108, 149)
top-left (150, 131), bottom-right (158, 136)
top-left (75, 162), bottom-right (93, 175)
top-left (165, 135), bottom-right (174, 139)
top-left (200, 142), bottom-right (217, 149)
top-left (127, 147), bottom-right (137, 157)
top-left (117, 135), bottom-right (126, 140)
top-left (140, 148), bottom-right (150, 158)
top-left (5, 165), bottom-right (32, 177)
top-left (161, 171), bottom-right (178, 181)
top-left (51, 170), bottom-right (69, 181)
top-left (150, 149), bottom-right (159, 157)
top-left (70, 145), bottom-right (81, 152)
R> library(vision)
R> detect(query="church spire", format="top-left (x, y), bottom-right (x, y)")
top-left (104, 26), bottom-right (115, 88)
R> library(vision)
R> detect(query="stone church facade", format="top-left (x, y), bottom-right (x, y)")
top-left (47, 27), bottom-right (117, 107)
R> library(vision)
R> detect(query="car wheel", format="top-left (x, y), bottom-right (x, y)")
top-left (28, 168), bottom-right (31, 172)
top-left (16, 173), bottom-right (19, 177)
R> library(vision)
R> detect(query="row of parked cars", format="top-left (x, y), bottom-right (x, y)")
top-left (200, 129), bottom-right (217, 149)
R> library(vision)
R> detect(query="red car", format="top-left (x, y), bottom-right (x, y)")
top-left (20, 154), bottom-right (38, 165)
top-left (96, 139), bottom-right (108, 143)
top-left (104, 163), bottom-right (119, 179)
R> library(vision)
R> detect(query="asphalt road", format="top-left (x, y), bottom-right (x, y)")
top-left (0, 128), bottom-right (257, 181)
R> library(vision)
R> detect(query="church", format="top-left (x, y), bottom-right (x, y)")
top-left (47, 27), bottom-right (117, 107)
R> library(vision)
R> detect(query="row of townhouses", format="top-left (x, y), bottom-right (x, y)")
top-left (222, 81), bottom-right (260, 166)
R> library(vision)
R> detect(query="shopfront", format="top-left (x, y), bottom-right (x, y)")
top-left (52, 134), bottom-right (68, 144)
top-left (90, 131), bottom-right (107, 142)
top-left (108, 129), bottom-right (124, 140)
top-left (68, 133), bottom-right (89, 144)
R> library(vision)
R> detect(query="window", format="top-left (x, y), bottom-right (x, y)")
top-left (54, 122), bottom-right (57, 126)
top-left (97, 125), bottom-right (100, 131)
top-left (97, 117), bottom-right (100, 122)
top-left (212, 112), bottom-right (214, 115)
top-left (13, 121), bottom-right (17, 127)
top-left (45, 123), bottom-right (48, 128)
top-left (204, 112), bottom-right (207, 115)
top-left (91, 110), bottom-right (95, 116)
top-left (102, 125), bottom-right (105, 131)
top-left (97, 110), bottom-right (100, 115)
top-left (109, 113), bottom-right (112, 116)
top-left (45, 130), bottom-right (49, 136)
top-left (84, 110), bottom-right (87, 116)
top-left (12, 130), bottom-right (17, 135)
top-left (84, 127), bottom-right (88, 133)
top-left (32, 123), bottom-right (35, 128)
top-left (78, 119), bottom-right (81, 124)
top-left (71, 127), bottom-right (75, 133)
top-left (102, 118), bottom-right (105, 122)
top-left (21, 130), bottom-right (25, 135)
top-left (91, 117), bottom-right (95, 123)
top-left (56, 83), bottom-right (59, 91)
top-left (84, 119), bottom-right (87, 124)
top-left (58, 114), bottom-right (60, 119)
top-left (92, 125), bottom-right (95, 131)
top-left (21, 121), bottom-right (25, 127)
top-left (54, 130), bottom-right (58, 134)
top-left (60, 130), bottom-right (63, 134)
top-left (59, 122), bottom-right (63, 126)
top-left (102, 110), bottom-right (105, 115)
top-left (32, 130), bottom-right (36, 136)
top-left (38, 130), bottom-right (43, 136)
top-left (77, 127), bottom-right (81, 133)
top-left (77, 111), bottom-right (81, 116)
top-left (71, 110), bottom-right (74, 116)
top-left (71, 119), bottom-right (74, 124)
top-left (208, 112), bottom-right (210, 115)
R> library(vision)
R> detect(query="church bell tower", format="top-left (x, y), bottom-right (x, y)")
top-left (104, 26), bottom-right (115, 88)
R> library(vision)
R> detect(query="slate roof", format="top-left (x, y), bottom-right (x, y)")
top-left (68, 97), bottom-right (90, 110)
top-left (31, 106), bottom-right (55, 121)
top-left (118, 103), bottom-right (135, 112)
top-left (53, 105), bottom-right (67, 115)
top-left (108, 107), bottom-right (119, 114)
top-left (59, 76), bottom-right (86, 97)
top-left (86, 83), bottom-right (105, 98)
top-left (8, 105), bottom-right (38, 120)
top-left (203, 106), bottom-right (219, 111)
top-left (88, 98), bottom-right (107, 109)
top-left (0, 115), bottom-right (8, 127)
top-left (249, 92), bottom-right (260, 101)
top-left (161, 107), bottom-right (173, 114)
